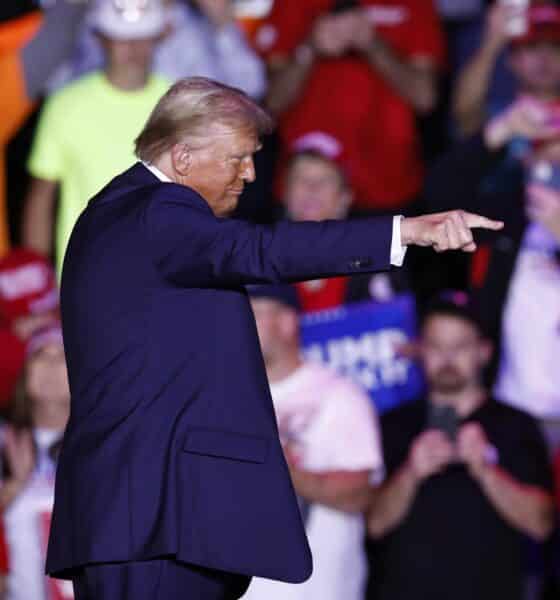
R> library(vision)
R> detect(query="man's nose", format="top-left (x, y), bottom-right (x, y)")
top-left (241, 158), bottom-right (256, 183)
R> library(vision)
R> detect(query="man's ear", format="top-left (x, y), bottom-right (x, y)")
top-left (171, 143), bottom-right (192, 176)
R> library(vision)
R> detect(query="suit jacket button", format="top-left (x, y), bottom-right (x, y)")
top-left (350, 258), bottom-right (371, 269)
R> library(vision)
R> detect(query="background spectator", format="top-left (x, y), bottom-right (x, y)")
top-left (22, 0), bottom-right (170, 276)
top-left (283, 143), bottom-right (409, 312)
top-left (0, 324), bottom-right (70, 600)
top-left (0, 249), bottom-right (59, 408)
top-left (245, 284), bottom-right (383, 600)
top-left (366, 293), bottom-right (555, 600)
top-left (255, 0), bottom-right (445, 214)
top-left (426, 96), bottom-right (560, 450)
top-left (0, 0), bottom-right (87, 256)
top-left (51, 0), bottom-right (266, 99)
top-left (453, 1), bottom-right (560, 137)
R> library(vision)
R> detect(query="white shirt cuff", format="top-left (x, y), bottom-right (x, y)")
top-left (390, 215), bottom-right (407, 267)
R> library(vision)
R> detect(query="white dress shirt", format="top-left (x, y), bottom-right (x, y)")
top-left (143, 162), bottom-right (407, 266)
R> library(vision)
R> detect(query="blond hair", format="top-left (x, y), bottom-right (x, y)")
top-left (135, 77), bottom-right (274, 163)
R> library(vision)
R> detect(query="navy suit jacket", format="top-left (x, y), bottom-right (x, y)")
top-left (46, 163), bottom-right (393, 582)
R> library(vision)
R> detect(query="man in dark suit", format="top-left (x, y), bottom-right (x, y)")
top-left (45, 77), bottom-right (502, 600)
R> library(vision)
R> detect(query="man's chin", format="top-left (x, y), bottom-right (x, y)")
top-left (216, 197), bottom-right (240, 218)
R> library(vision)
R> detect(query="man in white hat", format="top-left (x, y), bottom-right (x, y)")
top-left (23, 0), bottom-right (170, 276)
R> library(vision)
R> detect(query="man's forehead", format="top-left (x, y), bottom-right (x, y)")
top-left (209, 123), bottom-right (260, 151)
top-left (423, 315), bottom-right (480, 338)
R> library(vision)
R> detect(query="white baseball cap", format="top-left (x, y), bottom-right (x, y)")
top-left (89, 0), bottom-right (167, 40)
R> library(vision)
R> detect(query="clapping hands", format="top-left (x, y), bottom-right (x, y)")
top-left (310, 8), bottom-right (374, 57)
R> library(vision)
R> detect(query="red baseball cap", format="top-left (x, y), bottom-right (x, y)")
top-left (511, 4), bottom-right (560, 47)
top-left (0, 248), bottom-right (58, 324)
top-left (289, 131), bottom-right (351, 182)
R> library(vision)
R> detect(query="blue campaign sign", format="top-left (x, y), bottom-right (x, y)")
top-left (300, 294), bottom-right (424, 414)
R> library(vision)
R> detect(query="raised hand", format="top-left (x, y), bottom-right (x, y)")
top-left (401, 210), bottom-right (504, 253)
top-left (311, 13), bottom-right (355, 57)
top-left (485, 97), bottom-right (560, 150)
top-left (407, 430), bottom-right (455, 482)
top-left (483, 0), bottom-right (522, 52)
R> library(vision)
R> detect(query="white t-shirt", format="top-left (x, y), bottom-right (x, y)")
top-left (242, 362), bottom-right (383, 600)
top-left (495, 223), bottom-right (560, 419)
top-left (3, 427), bottom-right (73, 600)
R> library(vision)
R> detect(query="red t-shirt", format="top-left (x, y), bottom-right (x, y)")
top-left (257, 0), bottom-right (445, 210)
top-left (295, 277), bottom-right (349, 313)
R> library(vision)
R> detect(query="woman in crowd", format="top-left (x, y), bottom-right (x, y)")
top-left (0, 325), bottom-right (70, 600)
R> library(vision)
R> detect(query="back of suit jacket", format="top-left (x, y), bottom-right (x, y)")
top-left (46, 163), bottom-right (393, 583)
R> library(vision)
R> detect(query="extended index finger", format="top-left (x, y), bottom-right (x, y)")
top-left (462, 212), bottom-right (504, 231)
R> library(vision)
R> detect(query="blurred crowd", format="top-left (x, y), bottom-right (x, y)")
top-left (1, 0), bottom-right (560, 599)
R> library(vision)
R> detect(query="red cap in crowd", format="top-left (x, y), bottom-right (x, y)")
top-left (0, 248), bottom-right (58, 325)
top-left (511, 4), bottom-right (560, 47)
top-left (289, 131), bottom-right (351, 183)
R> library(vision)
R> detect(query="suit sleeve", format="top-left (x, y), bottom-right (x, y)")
top-left (146, 193), bottom-right (393, 287)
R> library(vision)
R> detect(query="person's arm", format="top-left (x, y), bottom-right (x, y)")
top-left (475, 466), bottom-right (555, 541)
top-left (367, 462), bottom-right (419, 538)
top-left (289, 468), bottom-right (373, 513)
top-left (427, 96), bottom-right (560, 216)
top-left (368, 429), bottom-right (454, 538)
top-left (264, 12), bottom-right (353, 116)
top-left (0, 479), bottom-right (28, 511)
top-left (347, 7), bottom-right (440, 114)
top-left (265, 54), bottom-right (315, 117)
top-left (458, 423), bottom-right (555, 541)
top-left (363, 45), bottom-right (438, 114)
top-left (21, 177), bottom-right (58, 257)
top-left (452, 3), bottom-right (511, 136)
top-left (0, 427), bottom-right (34, 512)
top-left (147, 189), bottom-right (502, 287)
